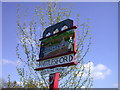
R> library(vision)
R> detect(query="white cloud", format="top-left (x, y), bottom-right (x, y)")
top-left (1, 59), bottom-right (21, 66)
top-left (2, 59), bottom-right (16, 65)
top-left (16, 60), bottom-right (22, 66)
top-left (112, 83), bottom-right (119, 88)
top-left (78, 62), bottom-right (111, 80)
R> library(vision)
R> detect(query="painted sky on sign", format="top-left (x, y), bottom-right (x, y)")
top-left (2, 2), bottom-right (118, 88)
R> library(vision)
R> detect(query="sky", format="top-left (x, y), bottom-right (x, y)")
top-left (1, 2), bottom-right (118, 88)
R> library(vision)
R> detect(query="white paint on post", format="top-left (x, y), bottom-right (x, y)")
top-left (40, 67), bottom-right (68, 75)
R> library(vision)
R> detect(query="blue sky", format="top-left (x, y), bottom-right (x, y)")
top-left (2, 2), bottom-right (118, 88)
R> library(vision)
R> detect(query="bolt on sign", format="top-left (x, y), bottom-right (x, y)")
top-left (34, 19), bottom-right (78, 89)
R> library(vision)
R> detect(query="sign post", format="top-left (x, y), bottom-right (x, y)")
top-left (35, 19), bottom-right (77, 89)
top-left (49, 73), bottom-right (59, 90)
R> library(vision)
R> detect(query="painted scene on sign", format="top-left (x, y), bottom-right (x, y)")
top-left (39, 29), bottom-right (75, 59)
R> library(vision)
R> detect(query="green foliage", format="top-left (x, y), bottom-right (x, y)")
top-left (3, 2), bottom-right (93, 88)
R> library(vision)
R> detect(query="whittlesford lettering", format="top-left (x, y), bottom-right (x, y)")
top-left (39, 54), bottom-right (74, 68)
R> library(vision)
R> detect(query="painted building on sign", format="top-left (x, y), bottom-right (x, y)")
top-left (40, 29), bottom-right (74, 59)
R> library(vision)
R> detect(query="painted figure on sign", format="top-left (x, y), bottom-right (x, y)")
top-left (68, 37), bottom-right (73, 51)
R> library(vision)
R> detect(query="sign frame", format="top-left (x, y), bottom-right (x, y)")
top-left (34, 19), bottom-right (78, 89)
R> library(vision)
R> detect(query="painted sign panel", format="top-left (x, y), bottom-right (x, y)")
top-left (35, 19), bottom-right (77, 72)
top-left (35, 54), bottom-right (77, 71)
top-left (40, 67), bottom-right (67, 75)
top-left (39, 54), bottom-right (74, 68)
top-left (39, 28), bottom-right (75, 60)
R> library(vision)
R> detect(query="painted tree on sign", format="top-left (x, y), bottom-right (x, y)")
top-left (15, 2), bottom-right (93, 88)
